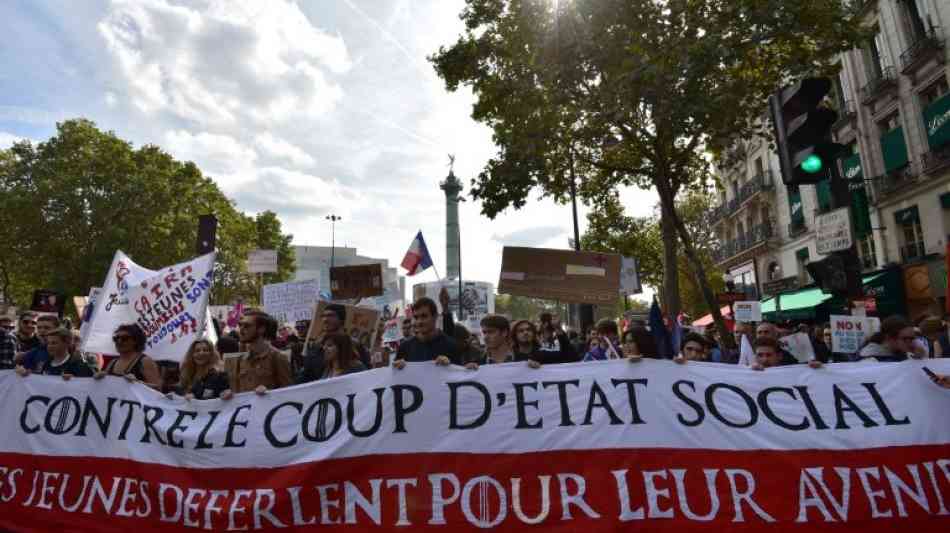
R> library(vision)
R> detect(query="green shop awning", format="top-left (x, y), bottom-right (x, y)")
top-left (924, 91), bottom-right (950, 150)
top-left (841, 153), bottom-right (863, 181)
top-left (881, 127), bottom-right (909, 173)
top-left (941, 192), bottom-right (950, 209)
top-left (761, 287), bottom-right (832, 313)
top-left (760, 270), bottom-right (905, 322)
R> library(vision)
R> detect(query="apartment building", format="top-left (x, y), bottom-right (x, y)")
top-left (711, 0), bottom-right (949, 320)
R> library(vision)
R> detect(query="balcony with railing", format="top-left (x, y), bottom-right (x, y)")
top-left (872, 164), bottom-right (918, 202)
top-left (860, 66), bottom-right (897, 104)
top-left (787, 218), bottom-right (807, 239)
top-left (922, 142), bottom-right (950, 175)
top-left (711, 222), bottom-right (774, 264)
top-left (900, 29), bottom-right (945, 74)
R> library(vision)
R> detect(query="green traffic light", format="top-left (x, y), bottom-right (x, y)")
top-left (801, 154), bottom-right (823, 174)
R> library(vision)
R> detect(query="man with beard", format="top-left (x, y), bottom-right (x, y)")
top-left (223, 310), bottom-right (293, 397)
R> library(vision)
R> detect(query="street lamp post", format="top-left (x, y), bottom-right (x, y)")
top-left (326, 214), bottom-right (341, 268)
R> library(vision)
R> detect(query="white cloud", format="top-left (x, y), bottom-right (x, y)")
top-left (254, 132), bottom-right (315, 167)
top-left (97, 0), bottom-right (350, 128)
top-left (0, 132), bottom-right (27, 148)
top-left (163, 129), bottom-right (257, 188)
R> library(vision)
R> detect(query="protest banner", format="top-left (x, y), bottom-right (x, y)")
top-left (330, 264), bottom-right (384, 300)
top-left (306, 300), bottom-right (382, 350)
top-left (733, 301), bottom-right (762, 322)
top-left (262, 279), bottom-right (321, 324)
top-left (831, 315), bottom-right (881, 354)
top-left (78, 287), bottom-right (101, 342)
top-left (779, 332), bottom-right (816, 362)
top-left (499, 247), bottom-right (621, 304)
top-left (79, 251), bottom-right (216, 363)
top-left (2, 359), bottom-right (949, 532)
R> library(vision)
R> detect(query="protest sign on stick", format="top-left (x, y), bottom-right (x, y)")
top-left (830, 315), bottom-right (881, 354)
top-left (80, 251), bottom-right (215, 363)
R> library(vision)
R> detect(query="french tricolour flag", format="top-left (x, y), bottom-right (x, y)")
top-left (401, 231), bottom-right (434, 276)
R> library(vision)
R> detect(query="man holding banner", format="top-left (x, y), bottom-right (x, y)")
top-left (223, 311), bottom-right (293, 396)
top-left (394, 297), bottom-right (461, 368)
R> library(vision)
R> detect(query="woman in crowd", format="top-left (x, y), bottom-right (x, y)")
top-left (511, 320), bottom-right (540, 361)
top-left (94, 324), bottom-right (162, 389)
top-left (178, 339), bottom-right (229, 400)
top-left (619, 326), bottom-right (659, 361)
top-left (858, 316), bottom-right (920, 362)
top-left (318, 333), bottom-right (366, 379)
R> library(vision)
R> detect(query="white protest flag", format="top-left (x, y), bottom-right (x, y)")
top-left (80, 251), bottom-right (216, 363)
top-left (738, 333), bottom-right (755, 366)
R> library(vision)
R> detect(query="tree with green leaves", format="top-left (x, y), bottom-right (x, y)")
top-left (431, 0), bottom-right (867, 344)
top-left (0, 119), bottom-right (295, 312)
top-left (582, 190), bottom-right (725, 319)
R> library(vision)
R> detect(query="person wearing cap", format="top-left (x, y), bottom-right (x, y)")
top-left (14, 312), bottom-right (41, 353)
top-left (298, 303), bottom-right (369, 384)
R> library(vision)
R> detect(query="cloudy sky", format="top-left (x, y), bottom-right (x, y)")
top-left (0, 0), bottom-right (655, 300)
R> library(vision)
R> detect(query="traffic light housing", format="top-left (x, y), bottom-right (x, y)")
top-left (806, 253), bottom-right (863, 299)
top-left (768, 78), bottom-right (845, 186)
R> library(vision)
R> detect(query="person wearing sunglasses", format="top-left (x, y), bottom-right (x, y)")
top-left (14, 312), bottom-right (41, 353)
top-left (93, 323), bottom-right (162, 389)
top-left (857, 316), bottom-right (921, 363)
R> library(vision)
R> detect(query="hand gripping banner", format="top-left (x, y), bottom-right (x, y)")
top-left (1, 359), bottom-right (949, 532)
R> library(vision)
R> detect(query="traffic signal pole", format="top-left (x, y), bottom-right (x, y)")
top-left (828, 157), bottom-right (865, 304)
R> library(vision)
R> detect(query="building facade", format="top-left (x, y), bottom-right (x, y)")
top-left (712, 0), bottom-right (949, 319)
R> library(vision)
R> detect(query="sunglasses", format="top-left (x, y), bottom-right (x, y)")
top-left (238, 322), bottom-right (256, 329)
top-left (899, 336), bottom-right (916, 342)
top-left (112, 335), bottom-right (133, 343)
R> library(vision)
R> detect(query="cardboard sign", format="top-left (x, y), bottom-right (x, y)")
top-left (732, 301), bottom-right (762, 322)
top-left (262, 279), bottom-right (321, 324)
top-left (830, 315), bottom-right (881, 354)
top-left (498, 247), bottom-right (620, 304)
top-left (330, 264), bottom-right (384, 300)
top-left (306, 300), bottom-right (382, 350)
top-left (247, 249), bottom-right (278, 273)
top-left (31, 289), bottom-right (65, 316)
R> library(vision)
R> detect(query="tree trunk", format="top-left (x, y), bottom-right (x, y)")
top-left (657, 187), bottom-right (681, 319)
top-left (668, 202), bottom-right (735, 350)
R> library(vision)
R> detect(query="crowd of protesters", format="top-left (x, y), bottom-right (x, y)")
top-left (3, 294), bottom-right (950, 395)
